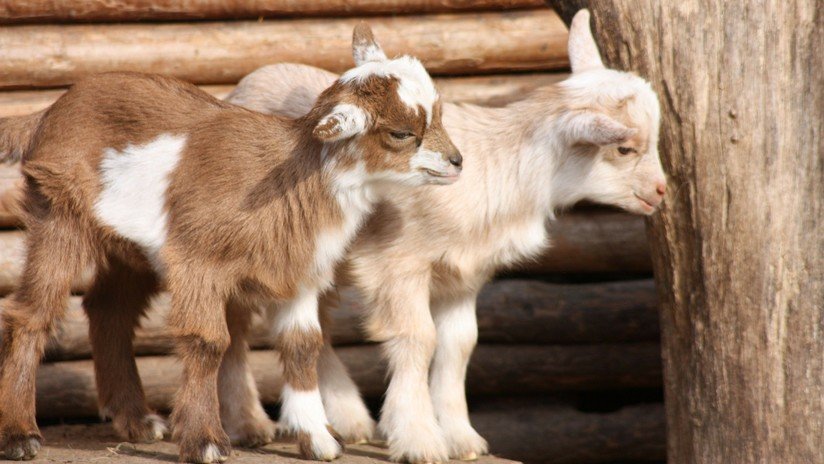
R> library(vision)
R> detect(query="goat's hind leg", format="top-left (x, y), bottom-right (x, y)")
top-left (218, 300), bottom-right (276, 447)
top-left (0, 219), bottom-right (91, 460)
top-left (83, 252), bottom-right (167, 443)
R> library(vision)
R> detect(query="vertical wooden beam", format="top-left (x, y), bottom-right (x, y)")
top-left (549, 1), bottom-right (823, 462)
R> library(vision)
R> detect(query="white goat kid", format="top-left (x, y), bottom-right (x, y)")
top-left (225, 9), bottom-right (666, 463)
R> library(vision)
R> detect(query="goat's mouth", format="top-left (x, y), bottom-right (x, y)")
top-left (633, 193), bottom-right (657, 213)
top-left (422, 168), bottom-right (459, 184)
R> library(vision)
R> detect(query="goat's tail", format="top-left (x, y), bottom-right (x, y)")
top-left (0, 110), bottom-right (46, 163)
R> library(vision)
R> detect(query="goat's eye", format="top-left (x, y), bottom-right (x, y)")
top-left (617, 146), bottom-right (637, 155)
top-left (390, 131), bottom-right (414, 140)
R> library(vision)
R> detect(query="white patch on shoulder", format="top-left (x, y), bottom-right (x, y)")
top-left (94, 134), bottom-right (186, 270)
top-left (340, 56), bottom-right (438, 125)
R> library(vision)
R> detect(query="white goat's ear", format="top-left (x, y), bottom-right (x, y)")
top-left (568, 9), bottom-right (605, 73)
top-left (352, 22), bottom-right (388, 66)
top-left (566, 112), bottom-right (637, 146)
top-left (313, 103), bottom-right (369, 142)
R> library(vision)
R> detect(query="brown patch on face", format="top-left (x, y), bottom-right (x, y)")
top-left (303, 75), bottom-right (459, 179)
top-left (419, 99), bottom-right (459, 160)
top-left (352, 76), bottom-right (426, 175)
top-left (276, 327), bottom-right (324, 391)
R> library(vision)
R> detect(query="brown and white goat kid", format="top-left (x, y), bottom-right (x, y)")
top-left (0, 25), bottom-right (460, 463)
top-left (218, 9), bottom-right (668, 463)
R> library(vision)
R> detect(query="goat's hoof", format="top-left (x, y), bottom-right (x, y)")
top-left (227, 417), bottom-right (277, 448)
top-left (325, 398), bottom-right (376, 445)
top-left (442, 422), bottom-right (488, 461)
top-left (381, 419), bottom-right (449, 464)
top-left (2, 434), bottom-right (41, 461)
top-left (115, 413), bottom-right (168, 444)
top-left (179, 437), bottom-right (232, 463)
top-left (297, 428), bottom-right (344, 461)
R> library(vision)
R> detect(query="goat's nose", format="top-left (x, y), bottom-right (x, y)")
top-left (449, 152), bottom-right (463, 168)
top-left (656, 182), bottom-right (666, 195)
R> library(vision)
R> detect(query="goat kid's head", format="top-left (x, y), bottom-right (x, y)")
top-left (309, 23), bottom-right (461, 186)
top-left (551, 9), bottom-right (666, 215)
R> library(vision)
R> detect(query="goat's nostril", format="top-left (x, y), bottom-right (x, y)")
top-left (656, 182), bottom-right (666, 195)
top-left (449, 152), bottom-right (463, 168)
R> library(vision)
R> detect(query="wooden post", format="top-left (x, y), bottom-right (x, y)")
top-left (549, 1), bottom-right (824, 462)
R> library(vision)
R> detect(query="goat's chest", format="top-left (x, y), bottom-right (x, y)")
top-left (438, 217), bottom-right (549, 283)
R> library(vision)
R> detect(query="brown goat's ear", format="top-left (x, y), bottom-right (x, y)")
top-left (568, 9), bottom-right (605, 73)
top-left (313, 103), bottom-right (369, 142)
top-left (352, 22), bottom-right (388, 66)
top-left (566, 111), bottom-right (637, 146)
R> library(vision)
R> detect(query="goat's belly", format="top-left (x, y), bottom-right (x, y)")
top-left (93, 133), bottom-right (186, 271)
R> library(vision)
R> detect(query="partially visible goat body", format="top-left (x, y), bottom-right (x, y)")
top-left (223, 34), bottom-right (666, 461)
top-left (0, 24), bottom-right (460, 464)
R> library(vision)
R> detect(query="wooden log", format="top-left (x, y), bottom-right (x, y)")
top-left (0, 209), bottom-right (651, 294)
top-left (0, 0), bottom-right (545, 24)
top-left (35, 343), bottom-right (662, 418)
top-left (0, 73), bottom-right (567, 119)
top-left (32, 279), bottom-right (658, 361)
top-left (472, 400), bottom-right (666, 464)
top-left (518, 208), bottom-right (652, 274)
top-left (550, 2), bottom-right (824, 462)
top-left (0, 10), bottom-right (568, 89)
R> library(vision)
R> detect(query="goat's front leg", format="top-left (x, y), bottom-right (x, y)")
top-left (317, 292), bottom-right (376, 444)
top-left (274, 289), bottom-right (343, 460)
top-left (218, 300), bottom-right (276, 447)
top-left (167, 269), bottom-right (232, 464)
top-left (366, 274), bottom-right (449, 463)
top-left (430, 295), bottom-right (487, 460)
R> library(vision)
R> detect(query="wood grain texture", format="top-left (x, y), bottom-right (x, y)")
top-left (521, 208), bottom-right (651, 274)
top-left (0, 9), bottom-right (568, 88)
top-left (0, 73), bottom-right (568, 118)
top-left (28, 279), bottom-right (658, 361)
top-left (550, 1), bottom-right (824, 462)
top-left (472, 399), bottom-right (666, 464)
top-left (35, 343), bottom-right (662, 418)
top-left (0, 0), bottom-right (545, 23)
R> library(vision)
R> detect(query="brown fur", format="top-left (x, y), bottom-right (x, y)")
top-left (276, 327), bottom-right (325, 391)
top-left (0, 56), bottom-right (456, 462)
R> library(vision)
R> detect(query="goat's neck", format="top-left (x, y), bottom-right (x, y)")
top-left (460, 99), bottom-right (586, 221)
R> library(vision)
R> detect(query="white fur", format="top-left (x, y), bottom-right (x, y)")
top-left (340, 56), bottom-right (438, 125)
top-left (318, 344), bottom-right (376, 443)
top-left (145, 414), bottom-right (169, 441)
top-left (317, 103), bottom-right (369, 141)
top-left (94, 134), bottom-right (185, 270)
top-left (272, 288), bottom-right (322, 333)
top-left (280, 386), bottom-right (342, 460)
top-left (200, 443), bottom-right (226, 463)
top-left (313, 162), bottom-right (375, 286)
top-left (430, 297), bottom-right (488, 459)
top-left (409, 148), bottom-right (453, 175)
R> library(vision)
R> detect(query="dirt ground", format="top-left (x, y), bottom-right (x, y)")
top-left (14, 423), bottom-right (520, 464)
